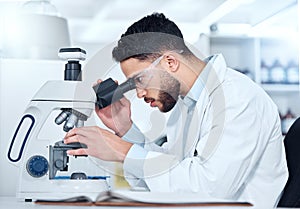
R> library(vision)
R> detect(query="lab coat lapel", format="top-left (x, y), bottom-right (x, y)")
top-left (168, 54), bottom-right (227, 160)
top-left (187, 55), bottom-right (227, 161)
top-left (170, 99), bottom-right (188, 160)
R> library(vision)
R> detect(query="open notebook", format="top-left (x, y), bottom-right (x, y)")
top-left (35, 190), bottom-right (252, 207)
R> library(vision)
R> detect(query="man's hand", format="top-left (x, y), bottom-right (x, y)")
top-left (94, 79), bottom-right (133, 137)
top-left (64, 126), bottom-right (133, 162)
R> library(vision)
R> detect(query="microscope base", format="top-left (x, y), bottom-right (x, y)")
top-left (17, 179), bottom-right (109, 201)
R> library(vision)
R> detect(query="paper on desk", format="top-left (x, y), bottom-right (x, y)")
top-left (96, 190), bottom-right (251, 204)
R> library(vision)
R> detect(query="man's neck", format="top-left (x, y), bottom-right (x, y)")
top-left (179, 57), bottom-right (206, 96)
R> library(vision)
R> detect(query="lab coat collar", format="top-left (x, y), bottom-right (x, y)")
top-left (200, 54), bottom-right (227, 97)
top-left (181, 54), bottom-right (227, 108)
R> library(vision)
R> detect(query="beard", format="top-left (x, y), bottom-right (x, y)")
top-left (155, 71), bottom-right (180, 113)
top-left (157, 90), bottom-right (178, 112)
top-left (144, 90), bottom-right (178, 113)
top-left (159, 71), bottom-right (180, 112)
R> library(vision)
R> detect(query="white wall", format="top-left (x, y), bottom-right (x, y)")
top-left (0, 58), bottom-right (64, 196)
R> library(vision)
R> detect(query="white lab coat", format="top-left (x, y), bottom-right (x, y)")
top-left (122, 54), bottom-right (288, 208)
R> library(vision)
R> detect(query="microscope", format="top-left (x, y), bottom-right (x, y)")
top-left (7, 48), bottom-right (113, 201)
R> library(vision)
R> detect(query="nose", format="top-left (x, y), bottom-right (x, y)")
top-left (136, 87), bottom-right (146, 98)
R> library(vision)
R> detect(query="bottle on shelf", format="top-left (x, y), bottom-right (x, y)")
top-left (261, 60), bottom-right (270, 84)
top-left (285, 60), bottom-right (299, 84)
top-left (281, 108), bottom-right (297, 135)
top-left (269, 59), bottom-right (286, 84)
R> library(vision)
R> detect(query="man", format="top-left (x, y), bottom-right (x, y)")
top-left (64, 13), bottom-right (288, 207)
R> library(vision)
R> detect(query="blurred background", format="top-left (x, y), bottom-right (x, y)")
top-left (0, 0), bottom-right (298, 57)
top-left (0, 0), bottom-right (299, 196)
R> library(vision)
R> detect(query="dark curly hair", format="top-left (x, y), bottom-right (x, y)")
top-left (112, 13), bottom-right (192, 62)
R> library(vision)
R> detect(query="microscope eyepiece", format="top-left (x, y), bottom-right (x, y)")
top-left (93, 78), bottom-right (136, 109)
top-left (58, 47), bottom-right (86, 81)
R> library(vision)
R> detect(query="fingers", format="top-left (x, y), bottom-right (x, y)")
top-left (119, 97), bottom-right (130, 106)
top-left (67, 148), bottom-right (88, 156)
top-left (93, 79), bottom-right (119, 87)
top-left (64, 133), bottom-right (89, 156)
top-left (64, 127), bottom-right (99, 144)
top-left (64, 128), bottom-right (78, 139)
top-left (65, 127), bottom-right (91, 138)
top-left (93, 79), bottom-right (102, 87)
top-left (64, 127), bottom-right (99, 156)
top-left (64, 134), bottom-right (85, 144)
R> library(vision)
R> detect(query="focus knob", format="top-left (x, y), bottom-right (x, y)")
top-left (26, 155), bottom-right (48, 178)
top-left (55, 159), bottom-right (64, 169)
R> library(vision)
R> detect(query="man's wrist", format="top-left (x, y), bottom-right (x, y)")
top-left (118, 140), bottom-right (133, 163)
top-left (115, 120), bottom-right (133, 137)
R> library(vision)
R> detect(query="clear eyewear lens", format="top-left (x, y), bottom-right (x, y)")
top-left (132, 56), bottom-right (163, 89)
top-left (134, 73), bottom-right (153, 89)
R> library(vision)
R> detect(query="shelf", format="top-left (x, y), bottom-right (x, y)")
top-left (209, 36), bottom-right (259, 82)
top-left (209, 35), bottom-right (300, 117)
top-left (262, 84), bottom-right (300, 93)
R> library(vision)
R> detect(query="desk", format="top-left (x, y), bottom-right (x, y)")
top-left (0, 196), bottom-right (253, 209)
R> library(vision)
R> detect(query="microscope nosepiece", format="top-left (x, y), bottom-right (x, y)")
top-left (63, 114), bottom-right (78, 132)
top-left (55, 109), bottom-right (88, 132)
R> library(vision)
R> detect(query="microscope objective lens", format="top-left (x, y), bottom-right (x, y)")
top-left (63, 114), bottom-right (78, 132)
top-left (77, 120), bottom-right (84, 127)
top-left (55, 111), bottom-right (70, 125)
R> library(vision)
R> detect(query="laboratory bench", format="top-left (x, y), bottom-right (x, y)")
top-left (0, 196), bottom-right (253, 209)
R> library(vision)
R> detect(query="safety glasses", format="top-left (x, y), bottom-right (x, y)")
top-left (131, 55), bottom-right (164, 89)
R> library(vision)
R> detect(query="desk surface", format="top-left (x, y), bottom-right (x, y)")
top-left (0, 196), bottom-right (252, 209)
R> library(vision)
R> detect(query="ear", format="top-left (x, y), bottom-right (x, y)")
top-left (163, 53), bottom-right (180, 73)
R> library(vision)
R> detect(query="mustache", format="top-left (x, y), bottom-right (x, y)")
top-left (144, 97), bottom-right (155, 103)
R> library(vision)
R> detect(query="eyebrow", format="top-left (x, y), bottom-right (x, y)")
top-left (128, 55), bottom-right (163, 79)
